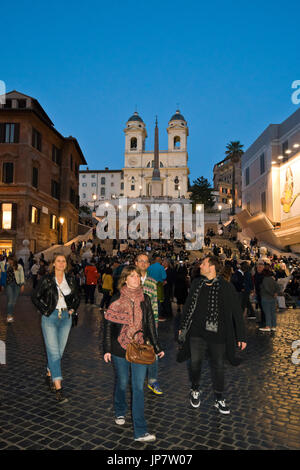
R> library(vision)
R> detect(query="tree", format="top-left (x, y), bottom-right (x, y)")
top-left (189, 176), bottom-right (215, 209)
top-left (225, 141), bottom-right (244, 215)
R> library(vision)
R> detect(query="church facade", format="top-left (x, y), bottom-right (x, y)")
top-left (123, 110), bottom-right (189, 199)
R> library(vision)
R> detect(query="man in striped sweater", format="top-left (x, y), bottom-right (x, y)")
top-left (135, 253), bottom-right (163, 396)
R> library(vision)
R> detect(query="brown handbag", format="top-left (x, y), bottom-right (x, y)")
top-left (126, 330), bottom-right (156, 365)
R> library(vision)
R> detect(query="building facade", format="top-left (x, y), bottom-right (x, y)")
top-left (0, 91), bottom-right (87, 255)
top-left (213, 156), bottom-right (242, 207)
top-left (79, 168), bottom-right (123, 205)
top-left (238, 107), bottom-right (300, 253)
top-left (123, 110), bottom-right (189, 199)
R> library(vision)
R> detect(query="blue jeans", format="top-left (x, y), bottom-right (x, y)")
top-left (112, 354), bottom-right (148, 439)
top-left (41, 309), bottom-right (72, 381)
top-left (6, 282), bottom-right (20, 317)
top-left (261, 298), bottom-right (277, 328)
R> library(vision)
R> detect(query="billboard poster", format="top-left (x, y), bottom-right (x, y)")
top-left (280, 157), bottom-right (300, 220)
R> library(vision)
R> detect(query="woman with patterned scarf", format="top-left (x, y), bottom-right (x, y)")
top-left (178, 254), bottom-right (247, 415)
top-left (103, 265), bottom-right (164, 443)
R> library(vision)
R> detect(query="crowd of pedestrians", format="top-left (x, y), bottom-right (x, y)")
top-left (1, 229), bottom-right (300, 444)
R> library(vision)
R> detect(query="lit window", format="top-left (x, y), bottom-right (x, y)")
top-left (31, 206), bottom-right (38, 224)
top-left (2, 203), bottom-right (12, 229)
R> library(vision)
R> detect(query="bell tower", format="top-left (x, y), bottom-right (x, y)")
top-left (124, 112), bottom-right (147, 154)
top-left (167, 110), bottom-right (188, 152)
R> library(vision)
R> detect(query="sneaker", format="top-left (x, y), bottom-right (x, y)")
top-left (259, 327), bottom-right (271, 332)
top-left (134, 433), bottom-right (156, 443)
top-left (189, 389), bottom-right (201, 408)
top-left (55, 388), bottom-right (68, 404)
top-left (7, 316), bottom-right (14, 323)
top-left (115, 416), bottom-right (125, 425)
top-left (271, 327), bottom-right (277, 331)
top-left (214, 399), bottom-right (230, 414)
top-left (147, 382), bottom-right (163, 395)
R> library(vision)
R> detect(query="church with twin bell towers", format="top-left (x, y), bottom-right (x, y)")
top-left (123, 110), bottom-right (190, 200)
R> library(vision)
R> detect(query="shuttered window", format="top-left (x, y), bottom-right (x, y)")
top-left (2, 162), bottom-right (14, 183)
top-left (0, 123), bottom-right (20, 143)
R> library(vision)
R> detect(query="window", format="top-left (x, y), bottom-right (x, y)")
top-left (82, 183), bottom-right (87, 187)
top-left (50, 214), bottom-right (57, 230)
top-left (261, 192), bottom-right (266, 212)
top-left (3, 99), bottom-right (12, 109)
top-left (91, 174), bottom-right (95, 178)
top-left (130, 137), bottom-right (137, 149)
top-left (131, 185), bottom-right (135, 191)
top-left (282, 140), bottom-right (288, 156)
top-left (30, 205), bottom-right (40, 224)
top-left (2, 203), bottom-right (12, 229)
top-left (111, 182), bottom-right (114, 187)
top-left (82, 193), bottom-right (86, 198)
top-left (32, 167), bottom-right (38, 188)
top-left (245, 167), bottom-right (250, 186)
top-left (69, 188), bottom-right (75, 205)
top-left (0, 123), bottom-right (20, 143)
top-left (32, 128), bottom-right (42, 151)
top-left (0, 202), bottom-right (17, 230)
top-left (2, 162), bottom-right (14, 183)
top-left (18, 99), bottom-right (26, 108)
top-left (101, 177), bottom-right (105, 185)
top-left (175, 184), bottom-right (179, 191)
top-left (91, 183), bottom-right (96, 187)
top-left (101, 187), bottom-right (105, 196)
top-left (82, 174), bottom-right (86, 178)
top-left (51, 180), bottom-right (60, 199)
top-left (52, 145), bottom-right (61, 165)
top-left (260, 153), bottom-right (265, 175)
top-left (222, 198), bottom-right (227, 203)
top-left (120, 182), bottom-right (124, 190)
top-left (222, 188), bottom-right (227, 194)
top-left (174, 136), bottom-right (181, 149)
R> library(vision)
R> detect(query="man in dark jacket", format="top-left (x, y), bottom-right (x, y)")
top-left (178, 254), bottom-right (246, 415)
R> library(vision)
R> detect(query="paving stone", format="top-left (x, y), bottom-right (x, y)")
top-left (0, 294), bottom-right (299, 450)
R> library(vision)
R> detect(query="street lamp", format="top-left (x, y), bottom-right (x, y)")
top-left (59, 217), bottom-right (65, 245)
top-left (218, 205), bottom-right (222, 224)
top-left (178, 185), bottom-right (181, 199)
top-left (228, 198), bottom-right (232, 213)
top-left (92, 193), bottom-right (97, 211)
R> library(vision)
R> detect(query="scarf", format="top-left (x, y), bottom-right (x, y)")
top-left (105, 285), bottom-right (145, 350)
top-left (180, 276), bottom-right (221, 341)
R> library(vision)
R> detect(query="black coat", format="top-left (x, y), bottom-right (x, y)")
top-left (103, 292), bottom-right (162, 357)
top-left (177, 277), bottom-right (246, 365)
top-left (31, 272), bottom-right (80, 316)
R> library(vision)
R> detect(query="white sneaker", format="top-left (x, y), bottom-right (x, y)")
top-left (134, 433), bottom-right (156, 442)
top-left (7, 316), bottom-right (14, 323)
top-left (115, 416), bottom-right (125, 425)
top-left (271, 327), bottom-right (277, 331)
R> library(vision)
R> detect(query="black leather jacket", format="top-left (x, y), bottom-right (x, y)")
top-left (103, 292), bottom-right (162, 357)
top-left (31, 272), bottom-right (80, 316)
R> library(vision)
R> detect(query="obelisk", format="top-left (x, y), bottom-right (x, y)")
top-left (151, 117), bottom-right (162, 197)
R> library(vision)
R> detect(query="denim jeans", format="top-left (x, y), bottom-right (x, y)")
top-left (261, 298), bottom-right (277, 328)
top-left (112, 354), bottom-right (148, 439)
top-left (189, 336), bottom-right (226, 394)
top-left (6, 282), bottom-right (20, 317)
top-left (41, 309), bottom-right (72, 381)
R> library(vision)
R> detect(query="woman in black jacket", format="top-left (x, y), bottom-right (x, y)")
top-left (103, 265), bottom-right (164, 443)
top-left (31, 254), bottom-right (80, 403)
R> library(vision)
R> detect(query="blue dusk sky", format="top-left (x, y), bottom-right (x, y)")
top-left (1, 0), bottom-right (300, 184)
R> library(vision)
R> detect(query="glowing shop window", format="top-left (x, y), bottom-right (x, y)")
top-left (2, 203), bottom-right (12, 229)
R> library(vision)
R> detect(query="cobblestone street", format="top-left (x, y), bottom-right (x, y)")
top-left (0, 290), bottom-right (299, 451)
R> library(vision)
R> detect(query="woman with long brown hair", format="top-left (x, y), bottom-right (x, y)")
top-left (31, 253), bottom-right (80, 403)
top-left (103, 265), bottom-right (164, 443)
